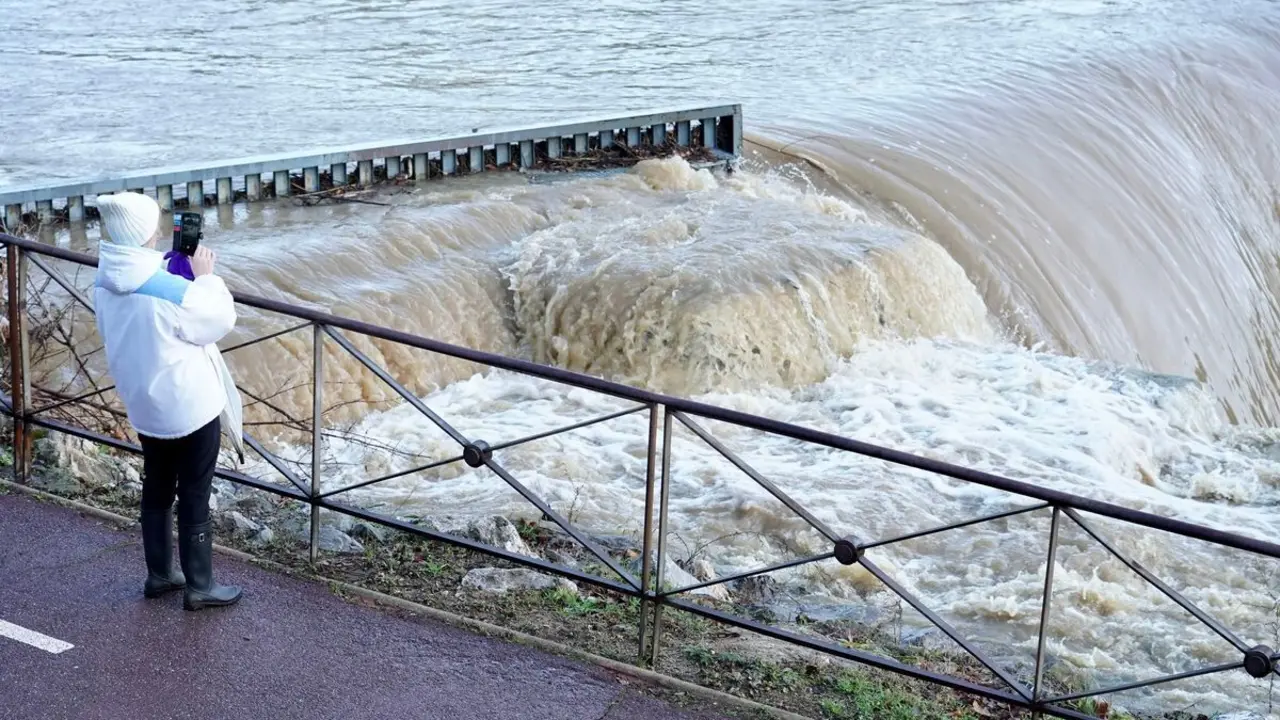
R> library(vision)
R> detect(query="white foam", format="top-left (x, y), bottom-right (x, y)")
top-left (227, 159), bottom-right (1280, 713)
top-left (240, 333), bottom-right (1280, 711)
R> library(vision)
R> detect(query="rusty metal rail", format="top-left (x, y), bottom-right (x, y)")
top-left (1, 230), bottom-right (1276, 719)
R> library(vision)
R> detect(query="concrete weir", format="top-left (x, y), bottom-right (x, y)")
top-left (0, 105), bottom-right (742, 231)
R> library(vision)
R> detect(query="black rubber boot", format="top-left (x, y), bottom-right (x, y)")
top-left (179, 521), bottom-right (242, 611)
top-left (141, 508), bottom-right (185, 598)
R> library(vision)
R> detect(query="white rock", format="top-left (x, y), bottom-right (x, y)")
top-left (689, 558), bottom-right (716, 582)
top-left (470, 516), bottom-right (534, 556)
top-left (429, 515), bottom-right (535, 558)
top-left (217, 510), bottom-right (262, 537)
top-left (317, 526), bottom-right (363, 554)
top-left (251, 527), bottom-right (275, 546)
top-left (662, 556), bottom-right (729, 602)
top-left (461, 568), bottom-right (577, 595)
top-left (349, 520), bottom-right (390, 543)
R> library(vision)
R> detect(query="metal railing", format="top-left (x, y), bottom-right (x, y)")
top-left (1, 230), bottom-right (1277, 719)
top-left (0, 104), bottom-right (742, 227)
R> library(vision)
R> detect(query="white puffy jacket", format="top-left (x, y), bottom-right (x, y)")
top-left (94, 242), bottom-right (244, 461)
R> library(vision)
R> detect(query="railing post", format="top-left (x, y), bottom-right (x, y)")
top-left (6, 243), bottom-right (30, 482)
top-left (647, 407), bottom-right (675, 668)
top-left (638, 403), bottom-right (661, 662)
top-left (1033, 507), bottom-right (1062, 702)
top-left (309, 322), bottom-right (324, 563)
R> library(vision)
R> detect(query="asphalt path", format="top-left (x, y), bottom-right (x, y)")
top-left (0, 492), bottom-right (732, 720)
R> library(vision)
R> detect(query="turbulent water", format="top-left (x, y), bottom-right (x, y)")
top-left (8, 0), bottom-right (1280, 714)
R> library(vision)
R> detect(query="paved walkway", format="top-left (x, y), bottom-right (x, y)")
top-left (0, 492), bottom-right (730, 720)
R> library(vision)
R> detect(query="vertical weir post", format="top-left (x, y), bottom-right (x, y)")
top-left (274, 171), bottom-right (290, 198)
top-left (216, 177), bottom-right (233, 204)
top-left (245, 175), bottom-right (261, 202)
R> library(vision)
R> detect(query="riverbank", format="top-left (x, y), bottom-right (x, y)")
top-left (11, 428), bottom-right (1243, 720)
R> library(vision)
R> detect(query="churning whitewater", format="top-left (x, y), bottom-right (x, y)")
top-left (8, 0), bottom-right (1280, 714)
top-left (209, 151), bottom-right (1280, 715)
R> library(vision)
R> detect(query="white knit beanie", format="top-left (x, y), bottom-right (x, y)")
top-left (96, 192), bottom-right (160, 247)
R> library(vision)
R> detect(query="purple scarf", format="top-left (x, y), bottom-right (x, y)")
top-left (163, 251), bottom-right (195, 281)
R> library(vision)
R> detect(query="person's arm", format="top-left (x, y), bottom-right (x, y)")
top-left (174, 274), bottom-right (236, 347)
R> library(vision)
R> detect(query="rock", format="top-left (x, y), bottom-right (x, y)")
top-left (120, 463), bottom-right (142, 490)
top-left (712, 633), bottom-right (833, 668)
top-left (211, 479), bottom-right (237, 500)
top-left (229, 492), bottom-right (274, 518)
top-left (429, 515), bottom-right (535, 558)
top-left (470, 516), bottom-right (533, 556)
top-left (662, 556), bottom-right (730, 602)
top-left (215, 511), bottom-right (264, 539)
top-left (317, 526), bottom-right (363, 554)
top-left (29, 468), bottom-right (84, 496)
top-left (424, 515), bottom-right (469, 536)
top-left (460, 568), bottom-right (577, 595)
top-left (546, 549), bottom-right (580, 569)
top-left (277, 511), bottom-right (311, 541)
top-left (590, 534), bottom-right (641, 554)
top-left (250, 526), bottom-right (275, 546)
top-left (900, 627), bottom-right (955, 652)
top-left (32, 433), bottom-right (137, 494)
top-left (734, 575), bottom-right (779, 606)
top-left (319, 511), bottom-right (354, 533)
top-left (33, 434), bottom-right (80, 469)
top-left (349, 520), bottom-right (390, 543)
top-left (689, 558), bottom-right (716, 582)
top-left (209, 480), bottom-right (239, 514)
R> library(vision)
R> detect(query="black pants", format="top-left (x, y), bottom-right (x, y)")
top-left (139, 417), bottom-right (221, 528)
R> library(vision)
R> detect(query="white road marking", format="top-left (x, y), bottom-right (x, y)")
top-left (0, 619), bottom-right (74, 654)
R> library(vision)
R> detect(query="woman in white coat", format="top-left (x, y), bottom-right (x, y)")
top-left (94, 191), bottom-right (245, 611)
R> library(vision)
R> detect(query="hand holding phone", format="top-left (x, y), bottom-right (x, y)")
top-left (191, 247), bottom-right (217, 277)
